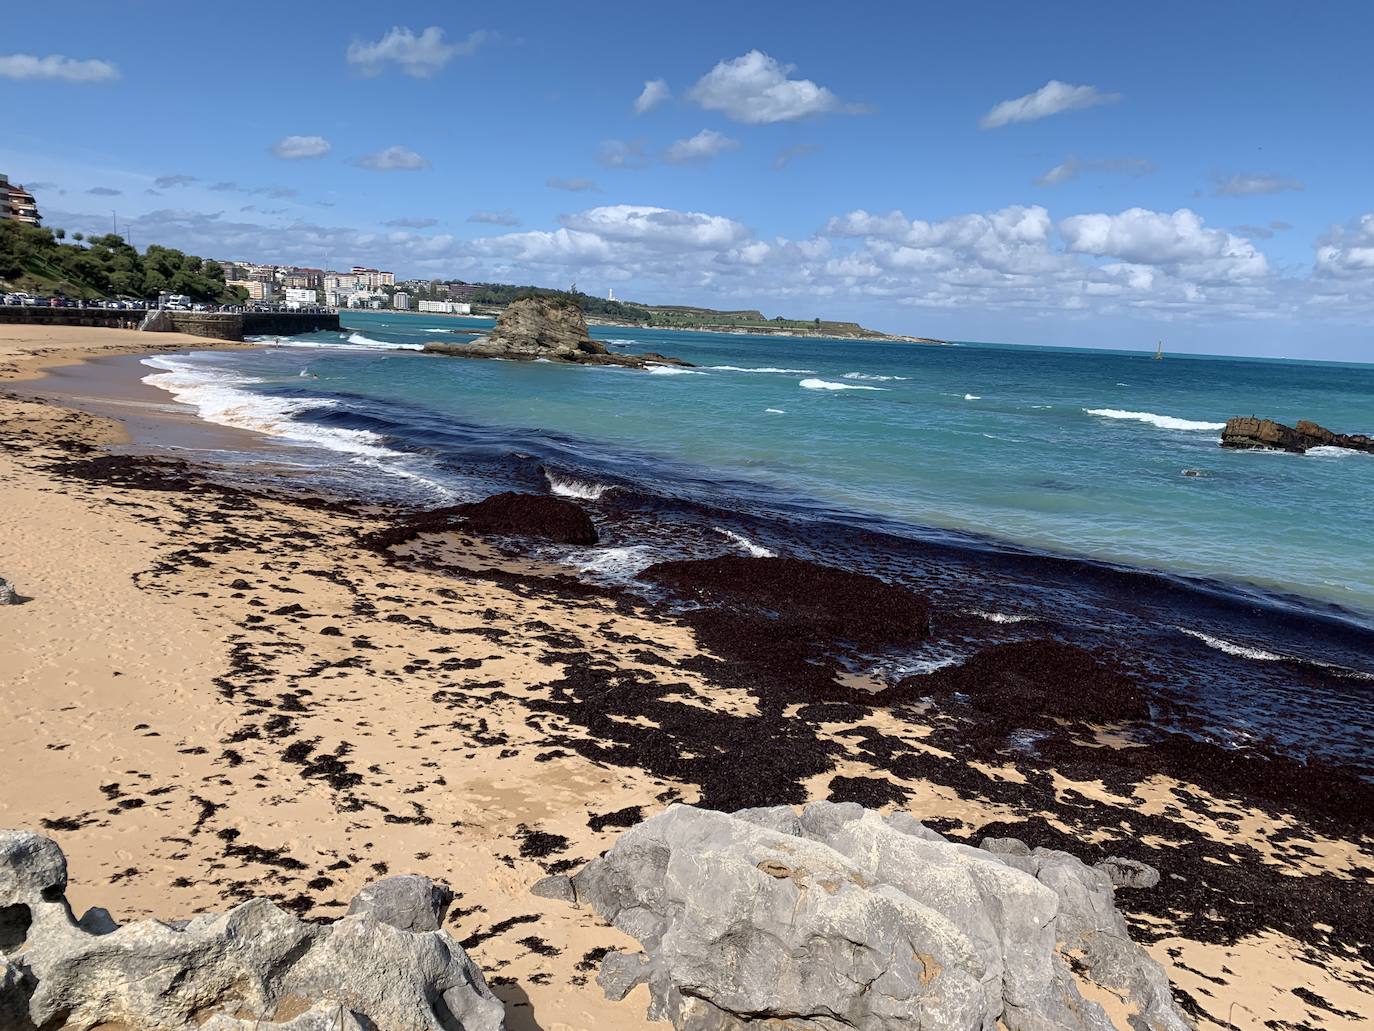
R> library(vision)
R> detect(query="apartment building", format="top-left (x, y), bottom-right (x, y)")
top-left (0, 174), bottom-right (41, 225)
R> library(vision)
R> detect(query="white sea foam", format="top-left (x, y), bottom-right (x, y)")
top-left (1176, 627), bottom-right (1285, 662)
top-left (964, 393), bottom-right (982, 400)
top-left (269, 334), bottom-right (422, 352)
top-left (971, 609), bottom-right (1033, 624)
top-left (1307, 445), bottom-right (1369, 458)
top-left (842, 371), bottom-right (908, 382)
top-left (545, 469), bottom-right (612, 500)
top-left (347, 332), bottom-right (424, 350)
top-left (709, 365), bottom-right (817, 374)
top-left (140, 356), bottom-right (453, 499)
top-left (573, 545), bottom-right (659, 579)
top-left (713, 526), bottom-right (776, 558)
top-left (765, 408), bottom-right (786, 414)
top-left (800, 378), bottom-right (886, 392)
top-left (646, 365), bottom-right (706, 375)
top-left (1084, 408), bottom-right (1225, 432)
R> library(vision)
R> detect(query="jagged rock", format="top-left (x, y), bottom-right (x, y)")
top-left (0, 829), bottom-right (504, 1031)
top-left (423, 296), bottom-right (691, 369)
top-left (530, 874), bottom-right (577, 903)
top-left (346, 874), bottom-right (453, 933)
top-left (0, 578), bottom-right (16, 605)
top-left (1220, 416), bottom-right (1374, 454)
top-left (1096, 856), bottom-right (1161, 890)
top-left (980, 835), bottom-right (1033, 856)
top-left (460, 492), bottom-right (598, 545)
top-left (564, 802), bottom-right (1192, 1031)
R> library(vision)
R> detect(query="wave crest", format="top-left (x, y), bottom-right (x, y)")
top-left (800, 377), bottom-right (886, 392)
top-left (1085, 408), bottom-right (1224, 432)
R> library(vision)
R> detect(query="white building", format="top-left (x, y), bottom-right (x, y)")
top-left (393, 291), bottom-right (411, 310)
top-left (417, 299), bottom-right (472, 315)
top-left (284, 287), bottom-right (317, 307)
top-left (608, 287), bottom-right (615, 301)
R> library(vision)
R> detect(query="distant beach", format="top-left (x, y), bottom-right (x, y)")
top-left (2, 322), bottom-right (1372, 1030)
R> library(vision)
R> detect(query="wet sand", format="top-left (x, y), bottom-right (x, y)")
top-left (0, 324), bottom-right (1370, 1030)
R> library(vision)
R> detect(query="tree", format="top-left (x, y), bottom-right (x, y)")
top-left (54, 228), bottom-right (66, 240)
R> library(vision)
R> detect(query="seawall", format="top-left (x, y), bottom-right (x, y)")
top-left (0, 306), bottom-right (340, 341)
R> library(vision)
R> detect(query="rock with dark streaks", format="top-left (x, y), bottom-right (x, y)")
top-left (0, 829), bottom-right (503, 1031)
top-left (1095, 856), bottom-right (1161, 890)
top-left (561, 801), bottom-right (1191, 1031)
top-left (0, 578), bottom-right (16, 605)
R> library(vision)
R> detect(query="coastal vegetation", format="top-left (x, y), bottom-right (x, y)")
top-left (0, 220), bottom-right (245, 303)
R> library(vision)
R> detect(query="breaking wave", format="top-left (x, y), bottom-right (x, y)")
top-left (713, 527), bottom-right (776, 558)
top-left (800, 378), bottom-right (887, 392)
top-left (1084, 409), bottom-right (1225, 432)
top-left (544, 469), bottom-right (612, 501)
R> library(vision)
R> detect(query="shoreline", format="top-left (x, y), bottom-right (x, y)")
top-left (2, 325), bottom-right (1372, 1030)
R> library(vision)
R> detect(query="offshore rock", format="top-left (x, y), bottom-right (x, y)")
top-left (0, 829), bottom-right (504, 1031)
top-left (424, 296), bottom-right (691, 369)
top-left (1220, 416), bottom-right (1374, 454)
top-left (564, 802), bottom-right (1192, 1031)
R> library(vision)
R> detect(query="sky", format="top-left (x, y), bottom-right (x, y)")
top-left (2, 0), bottom-right (1372, 360)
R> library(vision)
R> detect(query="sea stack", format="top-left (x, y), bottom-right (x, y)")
top-left (422, 296), bottom-right (691, 369)
top-left (1220, 416), bottom-right (1374, 454)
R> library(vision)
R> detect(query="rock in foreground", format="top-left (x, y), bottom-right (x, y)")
top-left (460, 491), bottom-right (599, 545)
top-left (560, 801), bottom-right (1191, 1031)
top-left (424, 296), bottom-right (691, 369)
top-left (1220, 416), bottom-right (1373, 454)
top-left (0, 830), bottom-right (504, 1031)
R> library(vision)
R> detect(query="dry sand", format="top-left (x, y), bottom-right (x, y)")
top-left (1, 324), bottom-right (1370, 1030)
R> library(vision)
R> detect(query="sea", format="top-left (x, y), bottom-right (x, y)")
top-left (135, 311), bottom-right (1374, 769)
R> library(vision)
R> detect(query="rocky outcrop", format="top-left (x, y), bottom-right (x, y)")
top-left (0, 577), bottom-right (15, 605)
top-left (1220, 417), bottom-right (1374, 454)
top-left (557, 801), bottom-right (1192, 1031)
top-left (460, 492), bottom-right (598, 545)
top-left (423, 297), bottom-right (691, 369)
top-left (0, 829), bottom-right (504, 1031)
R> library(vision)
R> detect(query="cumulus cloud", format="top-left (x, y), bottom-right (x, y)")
top-left (1315, 214), bottom-right (1374, 277)
top-left (1034, 156), bottom-right (1157, 187)
top-left (773, 144), bottom-right (821, 171)
top-left (86, 186), bottom-right (122, 196)
top-left (467, 210), bottom-right (521, 226)
top-left (346, 26), bottom-right (488, 77)
top-left (384, 217), bottom-right (438, 228)
top-left (634, 79), bottom-right (670, 114)
top-left (562, 205), bottom-right (751, 248)
top-left (688, 50), bottom-right (850, 124)
top-left (273, 135), bottom-right (332, 160)
top-left (154, 175), bottom-right (198, 189)
top-left (546, 176), bottom-right (598, 192)
top-left (1060, 207), bottom-right (1267, 281)
top-left (0, 53), bottom-right (119, 82)
top-left (356, 146), bottom-right (430, 171)
top-left (1215, 173), bottom-right (1304, 196)
top-left (598, 139), bottom-right (648, 169)
top-left (663, 129), bottom-right (740, 165)
top-left (980, 80), bottom-right (1119, 129)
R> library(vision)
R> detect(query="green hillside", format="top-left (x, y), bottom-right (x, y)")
top-left (0, 221), bottom-right (245, 303)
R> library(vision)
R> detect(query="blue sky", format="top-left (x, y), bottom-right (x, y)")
top-left (3, 0), bottom-right (1372, 358)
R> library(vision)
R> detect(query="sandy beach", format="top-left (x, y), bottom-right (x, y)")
top-left (1, 324), bottom-right (1371, 1030)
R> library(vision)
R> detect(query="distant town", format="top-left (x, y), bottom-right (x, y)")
top-left (217, 260), bottom-right (477, 315)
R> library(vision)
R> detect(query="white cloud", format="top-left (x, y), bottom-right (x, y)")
top-left (561, 205), bottom-right (751, 249)
top-left (154, 175), bottom-right (197, 189)
top-left (1215, 173), bottom-right (1304, 197)
top-left (546, 177), bottom-right (599, 192)
top-left (467, 210), bottom-right (521, 226)
top-left (980, 80), bottom-right (1119, 129)
top-left (633, 79), bottom-right (670, 114)
top-left (1059, 207), bottom-right (1267, 280)
top-left (356, 146), bottom-right (430, 171)
top-left (272, 135), bottom-right (332, 160)
top-left (346, 26), bottom-right (488, 78)
top-left (663, 129), bottom-right (740, 165)
top-left (87, 186), bottom-right (121, 196)
top-left (0, 53), bottom-right (119, 82)
top-left (1315, 214), bottom-right (1374, 277)
top-left (1034, 156), bottom-right (1157, 187)
top-left (384, 217), bottom-right (438, 228)
top-left (688, 50), bottom-right (848, 124)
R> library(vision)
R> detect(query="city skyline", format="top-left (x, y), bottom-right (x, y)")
top-left (2, 1), bottom-right (1372, 359)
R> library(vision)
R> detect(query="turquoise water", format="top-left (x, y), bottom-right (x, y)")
top-left (148, 310), bottom-right (1374, 619)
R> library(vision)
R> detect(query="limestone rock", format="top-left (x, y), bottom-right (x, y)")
top-left (530, 874), bottom-right (577, 903)
top-left (565, 801), bottom-right (1193, 1031)
top-left (1221, 416), bottom-right (1374, 454)
top-left (423, 296), bottom-right (690, 369)
top-left (346, 874), bottom-right (453, 933)
top-left (0, 577), bottom-right (16, 605)
top-left (1096, 856), bottom-right (1161, 890)
top-left (0, 829), bottom-right (504, 1031)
